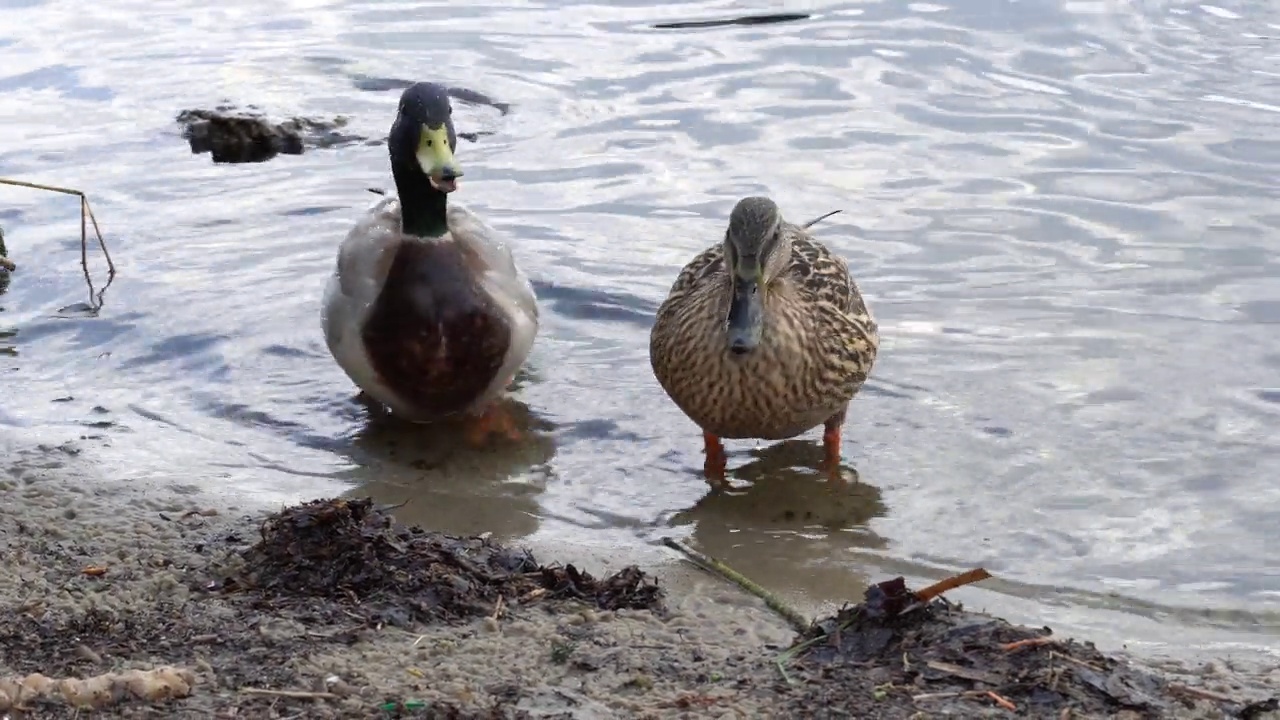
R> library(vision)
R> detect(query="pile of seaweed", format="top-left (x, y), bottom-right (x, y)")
top-left (223, 498), bottom-right (663, 626)
top-left (176, 106), bottom-right (366, 164)
top-left (781, 572), bottom-right (1278, 719)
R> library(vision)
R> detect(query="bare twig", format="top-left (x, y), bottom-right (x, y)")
top-left (661, 536), bottom-right (818, 685)
top-left (0, 178), bottom-right (117, 311)
top-left (1049, 651), bottom-right (1104, 673)
top-left (239, 688), bottom-right (339, 700)
top-left (1001, 635), bottom-right (1056, 652)
top-left (925, 660), bottom-right (1001, 685)
top-left (518, 587), bottom-right (548, 603)
top-left (987, 690), bottom-right (1017, 711)
top-left (660, 536), bottom-right (809, 634)
top-left (914, 568), bottom-right (992, 603)
top-left (913, 690), bottom-right (988, 702)
top-left (1168, 684), bottom-right (1237, 703)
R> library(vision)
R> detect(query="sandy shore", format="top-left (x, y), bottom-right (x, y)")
top-left (2, 432), bottom-right (1277, 719)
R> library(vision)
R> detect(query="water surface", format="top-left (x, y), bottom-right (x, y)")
top-left (2, 0), bottom-right (1278, 659)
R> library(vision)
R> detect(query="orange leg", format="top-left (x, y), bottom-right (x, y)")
top-left (464, 403), bottom-right (522, 446)
top-left (702, 431), bottom-right (728, 488)
top-left (822, 419), bottom-right (846, 483)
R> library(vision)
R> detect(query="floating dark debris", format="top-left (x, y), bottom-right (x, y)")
top-left (176, 106), bottom-right (368, 164)
top-left (346, 77), bottom-right (512, 117)
top-left (652, 13), bottom-right (810, 30)
top-left (224, 497), bottom-right (663, 626)
top-left (782, 574), bottom-right (1276, 719)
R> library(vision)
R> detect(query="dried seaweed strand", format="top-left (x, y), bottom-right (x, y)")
top-left (0, 178), bottom-right (117, 309)
top-left (913, 690), bottom-right (989, 701)
top-left (1049, 651), bottom-right (1104, 673)
top-left (774, 634), bottom-right (827, 685)
top-left (660, 537), bottom-right (809, 634)
top-left (1168, 684), bottom-right (1238, 703)
top-left (240, 688), bottom-right (339, 700)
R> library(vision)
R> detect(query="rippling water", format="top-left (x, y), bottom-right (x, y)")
top-left (2, 0), bottom-right (1278, 658)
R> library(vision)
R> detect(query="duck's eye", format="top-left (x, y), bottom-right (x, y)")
top-left (424, 139), bottom-right (433, 147)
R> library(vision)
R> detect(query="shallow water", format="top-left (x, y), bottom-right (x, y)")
top-left (2, 0), bottom-right (1278, 659)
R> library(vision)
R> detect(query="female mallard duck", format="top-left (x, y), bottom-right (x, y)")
top-left (321, 82), bottom-right (539, 444)
top-left (649, 196), bottom-right (879, 486)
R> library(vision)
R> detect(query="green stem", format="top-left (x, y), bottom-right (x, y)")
top-left (660, 536), bottom-right (810, 635)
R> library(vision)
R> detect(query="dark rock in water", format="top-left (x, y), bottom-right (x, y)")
top-left (176, 106), bottom-right (368, 164)
top-left (177, 92), bottom-right (499, 164)
top-left (0, 225), bottom-right (13, 277)
top-left (224, 497), bottom-right (663, 625)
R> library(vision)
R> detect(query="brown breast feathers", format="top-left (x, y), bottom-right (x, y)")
top-left (361, 240), bottom-right (512, 417)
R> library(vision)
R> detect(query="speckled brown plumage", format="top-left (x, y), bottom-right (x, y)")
top-left (362, 239), bottom-right (512, 417)
top-left (649, 198), bottom-right (879, 469)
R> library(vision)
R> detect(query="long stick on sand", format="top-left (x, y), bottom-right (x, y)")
top-left (660, 536), bottom-right (810, 634)
top-left (0, 177), bottom-right (117, 310)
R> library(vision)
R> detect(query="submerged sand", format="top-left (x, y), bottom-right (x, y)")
top-left (1, 433), bottom-right (1276, 719)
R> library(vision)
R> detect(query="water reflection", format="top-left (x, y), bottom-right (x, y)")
top-left (672, 440), bottom-right (889, 603)
top-left (340, 393), bottom-right (556, 542)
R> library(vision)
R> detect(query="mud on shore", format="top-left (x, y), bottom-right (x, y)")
top-left (1, 440), bottom-right (1276, 719)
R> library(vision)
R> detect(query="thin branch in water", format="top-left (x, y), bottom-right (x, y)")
top-left (660, 536), bottom-right (809, 634)
top-left (0, 177), bottom-right (117, 312)
top-left (660, 536), bottom-right (823, 685)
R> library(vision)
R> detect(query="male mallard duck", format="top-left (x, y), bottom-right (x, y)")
top-left (321, 82), bottom-right (539, 444)
top-left (649, 196), bottom-right (879, 486)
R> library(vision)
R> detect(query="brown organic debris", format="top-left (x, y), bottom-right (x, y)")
top-left (223, 497), bottom-right (664, 626)
top-left (782, 570), bottom-right (1270, 718)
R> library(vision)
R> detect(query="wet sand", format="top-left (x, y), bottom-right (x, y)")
top-left (2, 433), bottom-right (1277, 719)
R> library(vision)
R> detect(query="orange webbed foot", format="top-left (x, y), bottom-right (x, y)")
top-left (822, 422), bottom-right (847, 483)
top-left (463, 403), bottom-right (523, 447)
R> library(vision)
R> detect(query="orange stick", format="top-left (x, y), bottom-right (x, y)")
top-left (915, 568), bottom-right (993, 603)
top-left (1001, 636), bottom-right (1057, 652)
top-left (987, 691), bottom-right (1017, 711)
